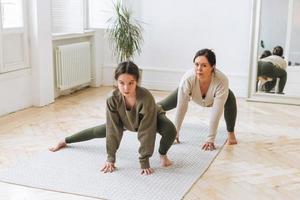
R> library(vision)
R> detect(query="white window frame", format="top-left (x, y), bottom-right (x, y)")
top-left (0, 0), bottom-right (29, 73)
top-left (51, 0), bottom-right (88, 36)
top-left (51, 0), bottom-right (118, 36)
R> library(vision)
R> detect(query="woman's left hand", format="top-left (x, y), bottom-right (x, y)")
top-left (202, 142), bottom-right (216, 151)
top-left (141, 168), bottom-right (154, 175)
top-left (101, 162), bottom-right (116, 173)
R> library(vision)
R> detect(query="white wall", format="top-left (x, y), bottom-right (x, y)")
top-left (0, 2), bottom-right (104, 117)
top-left (0, 0), bottom-right (254, 117)
top-left (103, 0), bottom-right (253, 97)
top-left (0, 0), bottom-right (55, 116)
top-left (0, 69), bottom-right (32, 116)
top-left (29, 0), bottom-right (55, 107)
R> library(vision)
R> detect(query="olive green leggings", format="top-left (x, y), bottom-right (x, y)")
top-left (65, 113), bottom-right (176, 155)
top-left (157, 88), bottom-right (237, 132)
top-left (257, 61), bottom-right (287, 93)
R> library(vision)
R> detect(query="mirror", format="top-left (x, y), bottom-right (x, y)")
top-left (248, 0), bottom-right (300, 105)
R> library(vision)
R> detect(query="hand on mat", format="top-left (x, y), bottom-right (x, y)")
top-left (101, 162), bottom-right (116, 173)
top-left (202, 142), bottom-right (216, 151)
top-left (174, 131), bottom-right (180, 144)
top-left (174, 137), bottom-right (180, 144)
top-left (141, 168), bottom-right (154, 175)
top-left (49, 140), bottom-right (67, 152)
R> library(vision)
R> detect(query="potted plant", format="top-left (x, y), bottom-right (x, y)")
top-left (107, 1), bottom-right (143, 62)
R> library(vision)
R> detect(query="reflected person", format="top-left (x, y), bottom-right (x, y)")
top-left (257, 46), bottom-right (287, 93)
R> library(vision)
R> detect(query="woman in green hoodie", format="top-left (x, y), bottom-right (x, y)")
top-left (50, 61), bottom-right (176, 175)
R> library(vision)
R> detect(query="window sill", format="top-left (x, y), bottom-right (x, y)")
top-left (52, 30), bottom-right (95, 41)
top-left (0, 68), bottom-right (31, 81)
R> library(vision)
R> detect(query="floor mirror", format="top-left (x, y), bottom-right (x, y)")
top-left (248, 0), bottom-right (300, 105)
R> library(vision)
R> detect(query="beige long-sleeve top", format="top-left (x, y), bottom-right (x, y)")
top-left (175, 68), bottom-right (229, 143)
top-left (261, 55), bottom-right (287, 70)
top-left (106, 86), bottom-right (163, 169)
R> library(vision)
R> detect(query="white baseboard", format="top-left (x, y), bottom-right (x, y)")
top-left (101, 66), bottom-right (249, 97)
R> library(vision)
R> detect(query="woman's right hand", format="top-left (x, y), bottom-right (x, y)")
top-left (141, 167), bottom-right (154, 175)
top-left (101, 162), bottom-right (116, 173)
top-left (201, 142), bottom-right (216, 151)
top-left (174, 131), bottom-right (180, 144)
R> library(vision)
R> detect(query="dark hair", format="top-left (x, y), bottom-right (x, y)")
top-left (114, 61), bottom-right (140, 82)
top-left (260, 50), bottom-right (272, 59)
top-left (193, 49), bottom-right (216, 66)
top-left (273, 46), bottom-right (283, 57)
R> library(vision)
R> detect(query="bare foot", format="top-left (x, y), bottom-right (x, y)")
top-left (49, 140), bottom-right (67, 152)
top-left (227, 132), bottom-right (237, 145)
top-left (160, 155), bottom-right (173, 167)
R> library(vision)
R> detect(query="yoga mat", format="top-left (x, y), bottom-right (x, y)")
top-left (0, 123), bottom-right (227, 200)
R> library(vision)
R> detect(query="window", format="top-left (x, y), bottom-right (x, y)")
top-left (51, 0), bottom-right (120, 34)
top-left (1, 0), bottom-right (23, 28)
top-left (88, 0), bottom-right (117, 29)
top-left (51, 0), bottom-right (85, 34)
top-left (0, 0), bottom-right (29, 73)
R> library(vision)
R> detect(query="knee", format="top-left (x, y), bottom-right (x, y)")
top-left (168, 123), bottom-right (177, 139)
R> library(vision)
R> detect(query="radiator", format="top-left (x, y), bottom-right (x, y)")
top-left (55, 42), bottom-right (92, 91)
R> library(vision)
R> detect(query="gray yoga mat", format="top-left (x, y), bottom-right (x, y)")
top-left (0, 123), bottom-right (227, 200)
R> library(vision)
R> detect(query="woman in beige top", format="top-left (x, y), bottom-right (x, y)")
top-left (50, 61), bottom-right (176, 175)
top-left (158, 49), bottom-right (238, 151)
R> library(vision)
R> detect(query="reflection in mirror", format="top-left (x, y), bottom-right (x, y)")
top-left (256, 0), bottom-right (300, 97)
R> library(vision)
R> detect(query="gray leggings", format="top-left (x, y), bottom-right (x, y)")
top-left (65, 113), bottom-right (176, 155)
top-left (157, 88), bottom-right (237, 133)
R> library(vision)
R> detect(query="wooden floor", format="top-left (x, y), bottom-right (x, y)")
top-left (0, 86), bottom-right (300, 200)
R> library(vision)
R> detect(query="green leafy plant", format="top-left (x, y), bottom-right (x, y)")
top-left (107, 1), bottom-right (143, 62)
